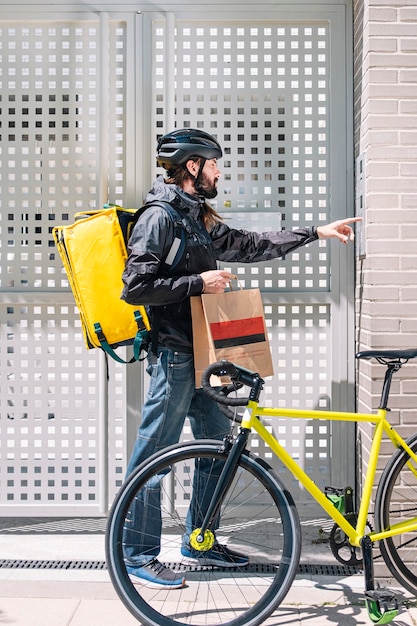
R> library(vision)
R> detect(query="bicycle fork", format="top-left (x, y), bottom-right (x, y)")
top-left (189, 427), bottom-right (250, 551)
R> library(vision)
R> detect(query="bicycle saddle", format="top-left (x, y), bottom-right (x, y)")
top-left (356, 349), bottom-right (417, 361)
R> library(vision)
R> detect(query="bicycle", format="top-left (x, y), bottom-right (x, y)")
top-left (106, 348), bottom-right (417, 626)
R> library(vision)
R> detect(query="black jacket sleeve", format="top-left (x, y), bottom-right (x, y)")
top-left (210, 222), bottom-right (319, 263)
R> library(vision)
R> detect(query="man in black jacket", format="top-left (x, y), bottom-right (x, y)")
top-left (121, 128), bottom-right (360, 589)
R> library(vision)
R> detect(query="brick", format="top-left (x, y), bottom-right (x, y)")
top-left (384, 303), bottom-right (415, 320)
top-left (397, 376), bottom-right (417, 389)
top-left (359, 301), bottom-right (416, 317)
top-left (368, 7), bottom-right (398, 22)
top-left (400, 162), bottom-right (417, 176)
top-left (402, 286), bottom-right (417, 300)
top-left (400, 131), bottom-right (417, 144)
top-left (366, 161), bottom-right (399, 177)
top-left (399, 69), bottom-right (417, 83)
top-left (366, 224), bottom-right (399, 239)
top-left (367, 114), bottom-right (417, 129)
top-left (368, 52), bottom-right (417, 67)
top-left (401, 319), bottom-right (417, 333)
top-left (366, 83), bottom-right (417, 98)
top-left (369, 23), bottom-right (417, 37)
top-left (364, 99), bottom-right (398, 115)
top-left (400, 39), bottom-right (417, 53)
top-left (371, 334), bottom-right (414, 349)
top-left (367, 68), bottom-right (398, 84)
top-left (365, 193), bottom-right (400, 208)
top-left (400, 224), bottom-right (417, 236)
top-left (363, 129), bottom-right (398, 146)
top-left (367, 177), bottom-right (417, 192)
top-left (360, 255), bottom-right (400, 271)
top-left (371, 0), bottom-right (416, 6)
top-left (365, 270), bottom-right (414, 285)
top-left (361, 285), bottom-right (400, 300)
top-left (402, 381), bottom-right (417, 394)
top-left (368, 146), bottom-right (417, 160)
top-left (399, 7), bottom-right (417, 21)
top-left (366, 38), bottom-right (398, 53)
top-left (366, 208), bottom-right (417, 224)
top-left (400, 255), bottom-right (417, 270)
top-left (400, 411), bottom-right (417, 426)
top-left (402, 195), bottom-right (417, 209)
top-left (366, 240), bottom-right (417, 255)
top-left (371, 318), bottom-right (401, 332)
top-left (400, 100), bottom-right (417, 114)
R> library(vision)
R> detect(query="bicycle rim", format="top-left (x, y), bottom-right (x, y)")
top-left (375, 433), bottom-right (417, 594)
top-left (106, 440), bottom-right (301, 626)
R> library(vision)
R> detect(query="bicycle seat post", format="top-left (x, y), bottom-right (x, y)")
top-left (379, 361), bottom-right (402, 410)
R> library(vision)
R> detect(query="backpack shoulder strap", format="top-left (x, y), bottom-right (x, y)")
top-left (140, 200), bottom-right (187, 272)
top-left (138, 200), bottom-right (187, 356)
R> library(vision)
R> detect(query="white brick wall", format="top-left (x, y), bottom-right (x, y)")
top-left (356, 0), bottom-right (417, 351)
top-left (354, 0), bottom-right (417, 505)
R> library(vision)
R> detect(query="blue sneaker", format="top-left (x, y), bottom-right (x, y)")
top-left (181, 543), bottom-right (249, 568)
top-left (127, 559), bottom-right (185, 589)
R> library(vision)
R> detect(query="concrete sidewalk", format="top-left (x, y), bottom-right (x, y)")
top-left (0, 530), bottom-right (416, 626)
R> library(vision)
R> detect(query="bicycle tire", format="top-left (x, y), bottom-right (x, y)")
top-left (106, 439), bottom-right (301, 626)
top-left (374, 432), bottom-right (417, 594)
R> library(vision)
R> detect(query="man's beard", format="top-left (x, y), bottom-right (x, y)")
top-left (196, 172), bottom-right (218, 199)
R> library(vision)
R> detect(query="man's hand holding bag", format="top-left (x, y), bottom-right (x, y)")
top-left (191, 281), bottom-right (274, 387)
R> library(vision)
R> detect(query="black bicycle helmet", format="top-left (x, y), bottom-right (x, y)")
top-left (156, 128), bottom-right (222, 170)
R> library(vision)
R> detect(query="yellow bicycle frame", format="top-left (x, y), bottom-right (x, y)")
top-left (240, 401), bottom-right (417, 548)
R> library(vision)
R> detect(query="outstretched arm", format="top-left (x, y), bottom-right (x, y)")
top-left (317, 217), bottom-right (362, 244)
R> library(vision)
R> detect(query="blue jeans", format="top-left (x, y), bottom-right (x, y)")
top-left (123, 347), bottom-right (231, 566)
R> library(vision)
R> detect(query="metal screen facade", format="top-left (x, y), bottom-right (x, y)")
top-left (0, 4), bottom-right (354, 516)
top-left (0, 18), bottom-right (131, 514)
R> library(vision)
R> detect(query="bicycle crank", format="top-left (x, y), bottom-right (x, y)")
top-left (189, 528), bottom-right (216, 551)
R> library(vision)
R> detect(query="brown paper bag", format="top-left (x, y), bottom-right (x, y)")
top-left (191, 288), bottom-right (274, 387)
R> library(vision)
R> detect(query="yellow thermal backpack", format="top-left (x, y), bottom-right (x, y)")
top-left (53, 201), bottom-right (186, 363)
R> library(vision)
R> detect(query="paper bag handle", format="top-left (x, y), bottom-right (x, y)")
top-left (228, 275), bottom-right (243, 291)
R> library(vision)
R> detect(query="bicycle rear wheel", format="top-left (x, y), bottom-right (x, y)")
top-left (106, 439), bottom-right (301, 626)
top-left (374, 432), bottom-right (417, 594)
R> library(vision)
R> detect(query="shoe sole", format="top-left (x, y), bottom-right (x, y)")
top-left (129, 574), bottom-right (186, 590)
top-left (181, 555), bottom-right (249, 568)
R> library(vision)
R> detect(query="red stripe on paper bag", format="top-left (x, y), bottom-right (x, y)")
top-left (210, 317), bottom-right (266, 348)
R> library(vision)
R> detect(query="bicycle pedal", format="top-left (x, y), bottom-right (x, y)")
top-left (365, 589), bottom-right (399, 606)
top-left (325, 485), bottom-right (344, 496)
top-left (365, 589), bottom-right (399, 625)
top-left (325, 485), bottom-right (354, 514)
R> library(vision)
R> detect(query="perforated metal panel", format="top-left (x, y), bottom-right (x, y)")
top-left (1, 297), bottom-right (132, 509)
top-left (0, 18), bottom-right (131, 513)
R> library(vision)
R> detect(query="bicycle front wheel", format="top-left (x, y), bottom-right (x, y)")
top-left (374, 432), bottom-right (417, 594)
top-left (106, 439), bottom-right (301, 626)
